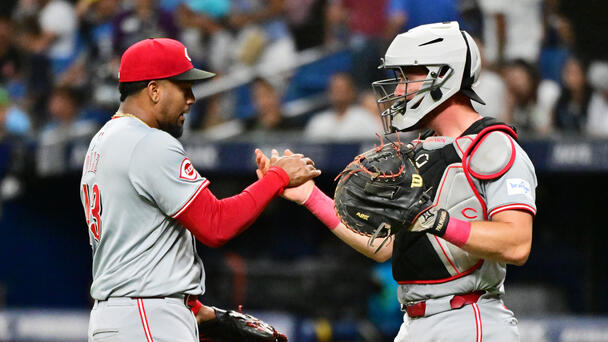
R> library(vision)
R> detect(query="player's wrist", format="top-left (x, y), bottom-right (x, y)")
top-left (303, 186), bottom-right (340, 230)
top-left (266, 166), bottom-right (290, 193)
top-left (190, 299), bottom-right (204, 316)
top-left (442, 216), bottom-right (471, 247)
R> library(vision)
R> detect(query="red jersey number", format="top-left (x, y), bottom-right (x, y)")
top-left (82, 183), bottom-right (102, 241)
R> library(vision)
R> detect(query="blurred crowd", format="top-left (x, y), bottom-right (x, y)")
top-left (0, 0), bottom-right (605, 164)
top-left (0, 1), bottom-right (606, 333)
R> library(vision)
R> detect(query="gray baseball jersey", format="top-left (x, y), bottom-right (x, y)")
top-left (392, 120), bottom-right (536, 342)
top-left (80, 115), bottom-right (209, 300)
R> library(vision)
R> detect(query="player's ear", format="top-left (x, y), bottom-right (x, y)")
top-left (146, 80), bottom-right (161, 104)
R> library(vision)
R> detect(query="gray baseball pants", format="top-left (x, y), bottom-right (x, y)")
top-left (394, 298), bottom-right (519, 342)
top-left (88, 296), bottom-right (198, 342)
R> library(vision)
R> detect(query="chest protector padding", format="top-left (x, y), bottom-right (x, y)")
top-left (392, 118), bottom-right (514, 283)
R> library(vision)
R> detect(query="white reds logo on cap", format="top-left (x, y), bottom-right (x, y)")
top-left (179, 158), bottom-right (199, 181)
top-left (184, 47), bottom-right (192, 62)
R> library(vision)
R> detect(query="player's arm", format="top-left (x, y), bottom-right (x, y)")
top-left (176, 154), bottom-right (320, 248)
top-left (174, 166), bottom-right (289, 247)
top-left (330, 219), bottom-right (394, 262)
top-left (255, 149), bottom-right (393, 262)
top-left (463, 210), bottom-right (533, 265)
top-left (410, 146), bottom-right (536, 266)
top-left (304, 184), bottom-right (394, 262)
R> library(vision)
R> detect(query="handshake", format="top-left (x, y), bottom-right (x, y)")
top-left (254, 148), bottom-right (318, 204)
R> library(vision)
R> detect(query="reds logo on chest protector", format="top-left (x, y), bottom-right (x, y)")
top-left (393, 118), bottom-right (517, 284)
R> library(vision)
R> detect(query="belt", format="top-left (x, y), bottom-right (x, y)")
top-left (135, 294), bottom-right (198, 308)
top-left (97, 294), bottom-right (198, 308)
top-left (404, 291), bottom-right (485, 318)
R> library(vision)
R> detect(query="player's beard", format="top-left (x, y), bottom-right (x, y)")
top-left (166, 124), bottom-right (183, 138)
top-left (159, 121), bottom-right (184, 138)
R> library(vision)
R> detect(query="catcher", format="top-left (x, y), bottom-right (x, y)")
top-left (256, 22), bottom-right (536, 341)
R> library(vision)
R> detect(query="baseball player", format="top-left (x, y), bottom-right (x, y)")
top-left (257, 22), bottom-right (536, 341)
top-left (80, 38), bottom-right (319, 342)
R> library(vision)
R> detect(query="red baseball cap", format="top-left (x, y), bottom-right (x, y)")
top-left (118, 38), bottom-right (215, 83)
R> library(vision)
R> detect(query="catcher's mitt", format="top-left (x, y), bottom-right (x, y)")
top-left (334, 136), bottom-right (431, 251)
top-left (199, 306), bottom-right (287, 342)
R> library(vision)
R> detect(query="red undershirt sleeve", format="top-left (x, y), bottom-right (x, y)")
top-left (174, 166), bottom-right (289, 247)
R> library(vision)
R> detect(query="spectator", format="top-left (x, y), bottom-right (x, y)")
top-left (36, 86), bottom-right (99, 175)
top-left (477, 0), bottom-right (543, 67)
top-left (538, 0), bottom-right (574, 82)
top-left (176, 0), bottom-right (233, 71)
top-left (553, 57), bottom-right (591, 134)
top-left (78, 0), bottom-right (122, 69)
top-left (284, 0), bottom-right (326, 50)
top-left (585, 61), bottom-right (608, 137)
top-left (502, 59), bottom-right (560, 136)
top-left (36, 0), bottom-right (80, 75)
top-left (0, 87), bottom-right (30, 203)
top-left (358, 90), bottom-right (379, 118)
top-left (244, 77), bottom-right (299, 135)
top-left (68, 0), bottom-right (122, 105)
top-left (0, 16), bottom-right (23, 87)
top-left (459, 0), bottom-right (483, 38)
top-left (0, 87), bottom-right (31, 137)
top-left (326, 0), bottom-right (388, 90)
top-left (14, 14), bottom-right (54, 128)
top-left (112, 0), bottom-right (178, 55)
top-left (385, 0), bottom-right (459, 40)
top-left (304, 72), bottom-right (382, 140)
top-left (228, 0), bottom-right (296, 73)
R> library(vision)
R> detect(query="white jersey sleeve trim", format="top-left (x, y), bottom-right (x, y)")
top-left (171, 178), bottom-right (210, 219)
top-left (489, 203), bottom-right (536, 218)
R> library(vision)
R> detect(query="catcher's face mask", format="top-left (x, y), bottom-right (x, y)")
top-left (372, 64), bottom-right (449, 133)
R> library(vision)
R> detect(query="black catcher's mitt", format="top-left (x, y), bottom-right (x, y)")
top-left (334, 136), bottom-right (431, 250)
top-left (199, 306), bottom-right (287, 342)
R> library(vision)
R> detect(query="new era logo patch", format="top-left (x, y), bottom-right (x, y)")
top-left (180, 158), bottom-right (199, 181)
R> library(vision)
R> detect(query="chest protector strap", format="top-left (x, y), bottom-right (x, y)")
top-left (461, 123), bottom-right (518, 220)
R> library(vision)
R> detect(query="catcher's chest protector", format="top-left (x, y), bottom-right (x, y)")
top-left (392, 118), bottom-right (517, 284)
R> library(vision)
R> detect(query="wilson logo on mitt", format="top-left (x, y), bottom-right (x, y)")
top-left (334, 135), bottom-right (432, 252)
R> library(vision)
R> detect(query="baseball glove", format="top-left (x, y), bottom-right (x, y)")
top-left (199, 306), bottom-right (287, 342)
top-left (334, 136), bottom-right (432, 251)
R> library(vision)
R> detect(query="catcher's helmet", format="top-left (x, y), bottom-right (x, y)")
top-left (372, 21), bottom-right (485, 133)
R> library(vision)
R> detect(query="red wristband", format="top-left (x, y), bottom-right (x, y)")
top-left (443, 217), bottom-right (472, 247)
top-left (303, 186), bottom-right (341, 230)
top-left (189, 299), bottom-right (203, 315)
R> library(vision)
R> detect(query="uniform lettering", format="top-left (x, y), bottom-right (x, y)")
top-left (84, 152), bottom-right (101, 174)
top-left (83, 183), bottom-right (103, 242)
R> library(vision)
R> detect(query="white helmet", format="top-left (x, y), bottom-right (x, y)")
top-left (372, 21), bottom-right (485, 133)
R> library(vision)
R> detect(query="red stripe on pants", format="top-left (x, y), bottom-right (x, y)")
top-left (137, 298), bottom-right (154, 342)
top-left (472, 303), bottom-right (482, 342)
